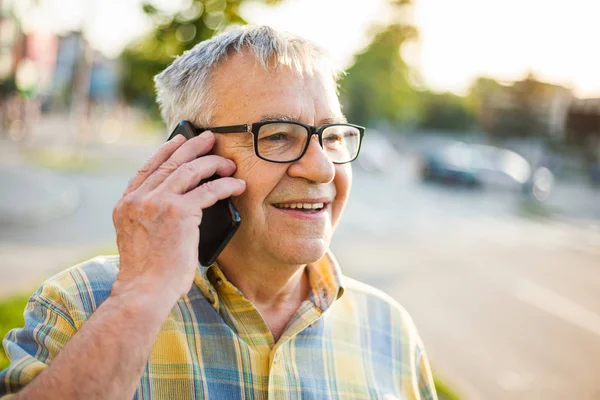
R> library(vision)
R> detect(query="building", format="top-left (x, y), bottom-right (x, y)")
top-left (48, 31), bottom-right (119, 111)
top-left (565, 98), bottom-right (600, 145)
top-left (478, 74), bottom-right (574, 140)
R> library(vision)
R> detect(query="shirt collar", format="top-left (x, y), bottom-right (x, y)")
top-left (193, 263), bottom-right (220, 311)
top-left (305, 250), bottom-right (345, 313)
top-left (192, 249), bottom-right (345, 313)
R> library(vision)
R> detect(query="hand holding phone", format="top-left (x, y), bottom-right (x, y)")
top-left (167, 121), bottom-right (242, 266)
top-left (113, 123), bottom-right (245, 301)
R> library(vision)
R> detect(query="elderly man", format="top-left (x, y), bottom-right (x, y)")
top-left (1, 26), bottom-right (437, 399)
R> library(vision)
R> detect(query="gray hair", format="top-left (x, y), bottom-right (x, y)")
top-left (154, 25), bottom-right (340, 130)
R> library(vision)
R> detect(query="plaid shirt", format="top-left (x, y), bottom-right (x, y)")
top-left (1, 252), bottom-right (437, 399)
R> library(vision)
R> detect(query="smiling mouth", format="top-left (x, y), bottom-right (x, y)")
top-left (272, 202), bottom-right (326, 212)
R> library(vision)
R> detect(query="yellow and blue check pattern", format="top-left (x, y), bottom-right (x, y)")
top-left (1, 252), bottom-right (437, 399)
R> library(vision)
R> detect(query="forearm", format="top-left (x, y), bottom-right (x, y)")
top-left (13, 280), bottom-right (179, 400)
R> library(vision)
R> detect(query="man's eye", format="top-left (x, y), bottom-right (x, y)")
top-left (324, 134), bottom-right (342, 144)
top-left (263, 132), bottom-right (289, 141)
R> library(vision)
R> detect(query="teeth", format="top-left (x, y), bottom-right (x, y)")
top-left (274, 202), bottom-right (325, 210)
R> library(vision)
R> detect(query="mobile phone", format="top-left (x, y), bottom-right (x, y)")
top-left (167, 121), bottom-right (242, 266)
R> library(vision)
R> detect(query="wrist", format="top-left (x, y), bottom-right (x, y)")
top-left (111, 275), bottom-right (183, 318)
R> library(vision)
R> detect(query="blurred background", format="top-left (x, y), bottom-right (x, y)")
top-left (0, 0), bottom-right (599, 398)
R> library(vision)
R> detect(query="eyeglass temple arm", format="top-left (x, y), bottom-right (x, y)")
top-left (195, 124), bottom-right (250, 134)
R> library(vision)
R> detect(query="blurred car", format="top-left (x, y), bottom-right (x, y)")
top-left (591, 161), bottom-right (600, 186)
top-left (418, 141), bottom-right (481, 186)
top-left (418, 141), bottom-right (554, 198)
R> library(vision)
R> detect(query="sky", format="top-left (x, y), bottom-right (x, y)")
top-left (12, 0), bottom-right (600, 98)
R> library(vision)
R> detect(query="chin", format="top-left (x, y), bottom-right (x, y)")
top-left (276, 237), bottom-right (329, 265)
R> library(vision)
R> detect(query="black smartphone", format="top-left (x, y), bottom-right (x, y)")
top-left (167, 121), bottom-right (241, 266)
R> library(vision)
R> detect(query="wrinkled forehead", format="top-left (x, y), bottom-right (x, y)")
top-left (209, 52), bottom-right (343, 125)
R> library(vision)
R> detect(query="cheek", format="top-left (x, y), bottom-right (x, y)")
top-left (216, 142), bottom-right (266, 220)
top-left (232, 166), bottom-right (267, 219)
top-left (332, 165), bottom-right (352, 224)
top-left (231, 159), bottom-right (286, 222)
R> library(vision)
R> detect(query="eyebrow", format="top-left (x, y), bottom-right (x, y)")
top-left (259, 114), bottom-right (300, 123)
top-left (258, 114), bottom-right (348, 125)
top-left (320, 116), bottom-right (348, 124)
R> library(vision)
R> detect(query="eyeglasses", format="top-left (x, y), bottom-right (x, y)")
top-left (195, 121), bottom-right (365, 164)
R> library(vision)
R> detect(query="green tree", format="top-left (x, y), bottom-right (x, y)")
top-left (339, 18), bottom-right (419, 127)
top-left (418, 91), bottom-right (474, 131)
top-left (121, 0), bottom-right (280, 118)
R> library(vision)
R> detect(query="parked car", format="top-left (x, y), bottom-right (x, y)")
top-left (418, 141), bottom-right (481, 186)
top-left (418, 141), bottom-right (554, 198)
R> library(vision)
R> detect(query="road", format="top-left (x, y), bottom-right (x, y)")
top-left (1, 140), bottom-right (599, 399)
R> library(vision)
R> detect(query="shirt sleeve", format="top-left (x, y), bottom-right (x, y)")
top-left (0, 291), bottom-right (77, 397)
top-left (415, 338), bottom-right (438, 400)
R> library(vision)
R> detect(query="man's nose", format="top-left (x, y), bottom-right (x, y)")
top-left (287, 135), bottom-right (335, 183)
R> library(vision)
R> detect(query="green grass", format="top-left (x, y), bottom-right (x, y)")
top-left (0, 294), bottom-right (30, 370)
top-left (435, 375), bottom-right (462, 400)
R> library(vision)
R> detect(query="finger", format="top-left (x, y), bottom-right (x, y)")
top-left (139, 131), bottom-right (216, 193)
top-left (159, 155), bottom-right (238, 194)
top-left (183, 177), bottom-right (246, 211)
top-left (123, 134), bottom-right (186, 196)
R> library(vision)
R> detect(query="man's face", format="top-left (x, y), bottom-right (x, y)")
top-left (209, 52), bottom-right (352, 266)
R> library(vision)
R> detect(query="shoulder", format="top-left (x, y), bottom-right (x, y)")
top-left (40, 255), bottom-right (120, 298)
top-left (46, 254), bottom-right (119, 283)
top-left (340, 275), bottom-right (411, 315)
top-left (331, 276), bottom-right (438, 398)
top-left (335, 275), bottom-right (421, 338)
top-left (32, 255), bottom-right (120, 327)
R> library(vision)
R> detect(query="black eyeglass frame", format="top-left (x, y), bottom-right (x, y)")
top-left (193, 121), bottom-right (365, 164)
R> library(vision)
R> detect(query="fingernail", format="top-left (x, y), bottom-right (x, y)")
top-left (171, 134), bottom-right (185, 142)
top-left (237, 179), bottom-right (246, 186)
top-left (200, 130), bottom-right (213, 139)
